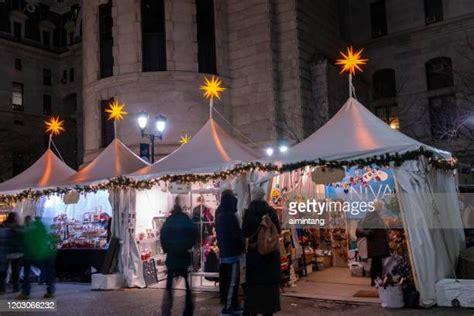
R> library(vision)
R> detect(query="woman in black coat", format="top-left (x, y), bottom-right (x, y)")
top-left (242, 187), bottom-right (281, 316)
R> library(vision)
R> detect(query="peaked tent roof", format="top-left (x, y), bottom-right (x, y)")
top-left (132, 119), bottom-right (259, 178)
top-left (0, 149), bottom-right (76, 194)
top-left (61, 138), bottom-right (149, 186)
top-left (264, 97), bottom-right (450, 164)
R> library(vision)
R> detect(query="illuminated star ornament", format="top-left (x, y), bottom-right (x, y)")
top-left (106, 100), bottom-right (128, 121)
top-left (180, 134), bottom-right (191, 145)
top-left (336, 46), bottom-right (368, 76)
top-left (45, 116), bottom-right (65, 136)
top-left (200, 76), bottom-right (225, 100)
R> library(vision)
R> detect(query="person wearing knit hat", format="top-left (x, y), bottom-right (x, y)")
top-left (242, 186), bottom-right (281, 315)
top-left (251, 187), bottom-right (265, 201)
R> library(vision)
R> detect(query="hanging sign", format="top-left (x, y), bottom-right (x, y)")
top-left (168, 182), bottom-right (192, 194)
top-left (63, 191), bottom-right (80, 205)
top-left (312, 167), bottom-right (345, 184)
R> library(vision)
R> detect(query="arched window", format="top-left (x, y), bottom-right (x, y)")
top-left (425, 57), bottom-right (453, 90)
top-left (372, 69), bottom-right (396, 100)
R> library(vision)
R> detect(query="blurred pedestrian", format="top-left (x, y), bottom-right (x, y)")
top-left (356, 201), bottom-right (390, 286)
top-left (5, 213), bottom-right (22, 292)
top-left (0, 218), bottom-right (13, 293)
top-left (215, 190), bottom-right (243, 314)
top-left (16, 217), bottom-right (56, 300)
top-left (160, 198), bottom-right (197, 316)
top-left (242, 187), bottom-right (281, 316)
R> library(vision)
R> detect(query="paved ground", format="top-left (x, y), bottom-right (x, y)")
top-left (0, 283), bottom-right (471, 316)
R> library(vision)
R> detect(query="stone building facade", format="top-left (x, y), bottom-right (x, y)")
top-left (0, 0), bottom-right (82, 181)
top-left (2, 0), bottom-right (474, 181)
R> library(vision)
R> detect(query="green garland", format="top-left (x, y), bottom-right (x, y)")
top-left (0, 162), bottom-right (278, 204)
top-left (0, 150), bottom-right (456, 205)
top-left (280, 147), bottom-right (456, 172)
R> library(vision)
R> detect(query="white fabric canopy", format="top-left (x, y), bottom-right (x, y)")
top-left (131, 119), bottom-right (259, 179)
top-left (0, 149), bottom-right (75, 194)
top-left (263, 97), bottom-right (450, 164)
top-left (61, 139), bottom-right (149, 186)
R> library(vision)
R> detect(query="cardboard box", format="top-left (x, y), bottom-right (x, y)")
top-left (436, 279), bottom-right (474, 307)
top-left (91, 273), bottom-right (123, 290)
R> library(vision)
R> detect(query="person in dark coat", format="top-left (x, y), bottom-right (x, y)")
top-left (215, 190), bottom-right (244, 314)
top-left (356, 202), bottom-right (390, 286)
top-left (160, 199), bottom-right (197, 316)
top-left (0, 222), bottom-right (13, 293)
top-left (242, 187), bottom-right (281, 316)
top-left (4, 213), bottom-right (21, 292)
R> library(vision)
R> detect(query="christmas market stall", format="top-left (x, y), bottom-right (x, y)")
top-left (53, 136), bottom-right (150, 284)
top-left (258, 95), bottom-right (463, 307)
top-left (128, 115), bottom-right (262, 289)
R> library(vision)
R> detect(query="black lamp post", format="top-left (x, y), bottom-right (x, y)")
top-left (137, 111), bottom-right (167, 163)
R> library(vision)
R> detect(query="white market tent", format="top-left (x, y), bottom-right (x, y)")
top-left (265, 97), bottom-right (450, 164)
top-left (261, 97), bottom-right (464, 307)
top-left (0, 149), bottom-right (75, 194)
top-left (60, 138), bottom-right (149, 186)
top-left (0, 149), bottom-right (76, 221)
top-left (131, 118), bottom-right (259, 178)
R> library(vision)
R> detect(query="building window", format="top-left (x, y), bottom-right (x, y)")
top-left (370, 0), bottom-right (387, 38)
top-left (69, 68), bottom-right (75, 82)
top-left (43, 95), bottom-right (52, 115)
top-left (429, 94), bottom-right (456, 140)
top-left (101, 99), bottom-right (115, 147)
top-left (99, 1), bottom-right (114, 78)
top-left (375, 104), bottom-right (399, 130)
top-left (424, 0), bottom-right (443, 24)
top-left (141, 0), bottom-right (167, 72)
top-left (42, 31), bottom-right (50, 49)
top-left (13, 22), bottom-right (22, 40)
top-left (425, 57), bottom-right (453, 90)
top-left (12, 82), bottom-right (23, 111)
top-left (373, 69), bottom-right (396, 100)
top-left (43, 69), bottom-right (52, 86)
top-left (15, 58), bottom-right (22, 70)
top-left (196, 0), bottom-right (217, 74)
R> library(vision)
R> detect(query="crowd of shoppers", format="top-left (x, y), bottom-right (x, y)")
top-left (0, 214), bottom-right (56, 300)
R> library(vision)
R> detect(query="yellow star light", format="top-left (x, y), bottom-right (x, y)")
top-left (105, 100), bottom-right (128, 121)
top-left (335, 46), bottom-right (368, 76)
top-left (45, 116), bottom-right (65, 136)
top-left (200, 76), bottom-right (225, 100)
top-left (180, 134), bottom-right (191, 145)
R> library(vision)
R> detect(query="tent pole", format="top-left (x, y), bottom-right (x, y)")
top-left (349, 73), bottom-right (353, 98)
top-left (209, 98), bottom-right (213, 119)
top-left (48, 134), bottom-right (52, 149)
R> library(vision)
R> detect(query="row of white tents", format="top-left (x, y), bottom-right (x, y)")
top-left (0, 97), bottom-right (465, 307)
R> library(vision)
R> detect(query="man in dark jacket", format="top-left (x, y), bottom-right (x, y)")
top-left (160, 199), bottom-right (197, 316)
top-left (215, 190), bottom-right (243, 314)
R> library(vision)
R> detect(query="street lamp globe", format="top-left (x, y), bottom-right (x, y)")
top-left (279, 145), bottom-right (288, 153)
top-left (137, 111), bottom-right (149, 131)
top-left (155, 114), bottom-right (167, 133)
top-left (265, 147), bottom-right (274, 157)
